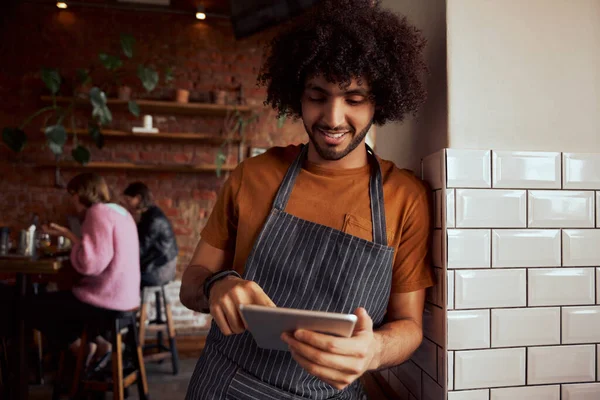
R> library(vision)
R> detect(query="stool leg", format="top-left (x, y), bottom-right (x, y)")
top-left (162, 287), bottom-right (179, 375)
top-left (112, 320), bottom-right (124, 400)
top-left (154, 291), bottom-right (163, 352)
top-left (128, 316), bottom-right (149, 400)
top-left (52, 351), bottom-right (65, 400)
top-left (70, 329), bottom-right (89, 398)
top-left (32, 283), bottom-right (44, 385)
top-left (139, 290), bottom-right (147, 348)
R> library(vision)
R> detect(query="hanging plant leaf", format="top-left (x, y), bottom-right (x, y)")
top-left (72, 145), bottom-right (91, 165)
top-left (164, 66), bottom-right (174, 84)
top-left (76, 68), bottom-right (91, 85)
top-left (89, 87), bottom-right (112, 125)
top-left (41, 68), bottom-right (61, 95)
top-left (120, 34), bottom-right (135, 59)
top-left (215, 150), bottom-right (227, 178)
top-left (45, 124), bottom-right (67, 155)
top-left (2, 127), bottom-right (27, 152)
top-left (277, 114), bottom-right (286, 129)
top-left (88, 124), bottom-right (104, 149)
top-left (128, 100), bottom-right (140, 117)
top-left (137, 65), bottom-right (159, 93)
top-left (99, 53), bottom-right (123, 71)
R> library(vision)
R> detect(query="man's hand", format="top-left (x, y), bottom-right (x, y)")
top-left (209, 276), bottom-right (276, 336)
top-left (281, 307), bottom-right (380, 390)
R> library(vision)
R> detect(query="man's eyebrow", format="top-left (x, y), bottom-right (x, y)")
top-left (305, 85), bottom-right (369, 96)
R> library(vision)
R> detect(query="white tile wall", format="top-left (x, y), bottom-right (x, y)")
top-left (448, 351), bottom-right (454, 391)
top-left (454, 348), bottom-right (526, 390)
top-left (563, 153), bottom-right (600, 189)
top-left (528, 268), bottom-right (595, 306)
top-left (597, 268), bottom-right (600, 304)
top-left (528, 191), bottom-right (595, 228)
top-left (597, 192), bottom-right (600, 227)
top-left (412, 338), bottom-right (438, 379)
top-left (423, 302), bottom-right (445, 346)
top-left (448, 309), bottom-right (490, 350)
top-left (456, 189), bottom-right (527, 228)
top-left (562, 306), bottom-right (600, 344)
top-left (434, 190), bottom-right (442, 229)
top-left (492, 229), bottom-right (560, 268)
top-left (528, 345), bottom-right (595, 385)
top-left (492, 151), bottom-right (561, 189)
top-left (448, 390), bottom-right (489, 400)
top-left (562, 383), bottom-right (600, 400)
top-left (432, 229), bottom-right (443, 268)
top-left (447, 189), bottom-right (456, 228)
top-left (563, 230), bottom-right (600, 266)
top-left (446, 149), bottom-right (491, 188)
top-left (448, 229), bottom-right (491, 269)
top-left (490, 385), bottom-right (559, 400)
top-left (448, 270), bottom-right (455, 309)
top-left (426, 267), bottom-right (444, 307)
top-left (422, 150), bottom-right (445, 190)
top-left (455, 269), bottom-right (527, 309)
top-left (491, 307), bottom-right (560, 347)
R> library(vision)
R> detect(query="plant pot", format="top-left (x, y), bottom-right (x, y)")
top-left (175, 89), bottom-right (190, 104)
top-left (213, 90), bottom-right (227, 105)
top-left (118, 86), bottom-right (132, 101)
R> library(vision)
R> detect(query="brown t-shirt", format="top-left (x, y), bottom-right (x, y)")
top-left (201, 145), bottom-right (435, 294)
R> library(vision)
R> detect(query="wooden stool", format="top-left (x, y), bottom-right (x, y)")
top-left (139, 285), bottom-right (179, 375)
top-left (53, 310), bottom-right (149, 400)
top-left (0, 337), bottom-right (9, 398)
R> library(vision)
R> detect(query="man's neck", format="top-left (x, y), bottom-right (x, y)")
top-left (306, 142), bottom-right (369, 170)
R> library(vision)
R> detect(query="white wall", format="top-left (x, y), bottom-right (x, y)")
top-left (376, 0), bottom-right (448, 173)
top-left (447, 0), bottom-right (600, 152)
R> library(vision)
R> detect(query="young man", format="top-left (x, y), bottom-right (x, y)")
top-left (180, 0), bottom-right (434, 398)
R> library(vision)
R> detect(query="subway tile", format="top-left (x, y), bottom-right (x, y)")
top-left (393, 360), bottom-right (422, 399)
top-left (422, 373), bottom-right (443, 400)
top-left (491, 385), bottom-right (559, 400)
top-left (528, 268), bottom-right (595, 306)
top-left (563, 306), bottom-right (600, 344)
top-left (562, 383), bottom-right (600, 400)
top-left (492, 151), bottom-right (561, 189)
top-left (432, 229), bottom-right (443, 268)
top-left (528, 190), bottom-right (595, 228)
top-left (447, 189), bottom-right (456, 228)
top-left (598, 345), bottom-right (599, 381)
top-left (448, 270), bottom-right (455, 309)
top-left (422, 303), bottom-right (444, 346)
top-left (448, 351), bottom-right (454, 391)
top-left (492, 229), bottom-right (560, 268)
top-left (528, 345), bottom-right (595, 385)
top-left (456, 189), bottom-right (526, 228)
top-left (434, 190), bottom-right (442, 229)
top-left (455, 269), bottom-right (526, 309)
top-left (422, 150), bottom-right (445, 190)
top-left (597, 268), bottom-right (600, 304)
top-left (563, 153), bottom-right (600, 189)
top-left (426, 267), bottom-right (443, 308)
top-left (448, 310), bottom-right (490, 350)
top-left (491, 307), bottom-right (560, 347)
top-left (597, 192), bottom-right (600, 227)
top-left (454, 348), bottom-right (526, 390)
top-left (411, 338), bottom-right (437, 380)
top-left (448, 390), bottom-right (489, 400)
top-left (446, 149), bottom-right (491, 188)
top-left (448, 229), bottom-right (491, 269)
top-left (563, 230), bottom-right (600, 266)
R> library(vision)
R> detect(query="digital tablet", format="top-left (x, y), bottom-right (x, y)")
top-left (239, 304), bottom-right (357, 352)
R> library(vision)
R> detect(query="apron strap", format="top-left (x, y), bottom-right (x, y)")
top-left (272, 143), bottom-right (388, 246)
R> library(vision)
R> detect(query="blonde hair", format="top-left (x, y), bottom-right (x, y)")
top-left (67, 173), bottom-right (111, 208)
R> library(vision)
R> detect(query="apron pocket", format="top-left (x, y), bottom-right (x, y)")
top-left (226, 367), bottom-right (302, 400)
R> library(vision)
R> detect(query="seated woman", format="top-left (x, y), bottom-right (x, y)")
top-left (123, 182), bottom-right (178, 287)
top-left (31, 172), bottom-right (140, 365)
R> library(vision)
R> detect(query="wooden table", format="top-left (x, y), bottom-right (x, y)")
top-left (0, 255), bottom-right (68, 400)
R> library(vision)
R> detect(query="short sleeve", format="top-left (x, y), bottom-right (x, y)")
top-left (391, 191), bottom-right (436, 293)
top-left (200, 163), bottom-right (243, 252)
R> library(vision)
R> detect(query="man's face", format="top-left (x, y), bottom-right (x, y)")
top-left (301, 75), bottom-right (375, 161)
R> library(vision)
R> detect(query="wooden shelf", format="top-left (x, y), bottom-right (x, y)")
top-left (37, 161), bottom-right (236, 173)
top-left (41, 96), bottom-right (254, 116)
top-left (60, 129), bottom-right (241, 144)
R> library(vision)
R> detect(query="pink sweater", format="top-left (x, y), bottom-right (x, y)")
top-left (70, 203), bottom-right (140, 311)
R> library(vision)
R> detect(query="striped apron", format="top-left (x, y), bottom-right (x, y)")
top-left (186, 144), bottom-right (394, 400)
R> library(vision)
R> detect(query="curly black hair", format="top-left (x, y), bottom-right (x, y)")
top-left (257, 0), bottom-right (427, 126)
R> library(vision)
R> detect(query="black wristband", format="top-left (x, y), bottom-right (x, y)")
top-left (203, 270), bottom-right (242, 302)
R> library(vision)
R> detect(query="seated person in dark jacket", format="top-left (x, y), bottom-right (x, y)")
top-left (123, 182), bottom-right (178, 287)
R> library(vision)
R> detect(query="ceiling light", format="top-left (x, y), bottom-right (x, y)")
top-left (196, 5), bottom-right (206, 20)
top-left (56, 1), bottom-right (68, 8)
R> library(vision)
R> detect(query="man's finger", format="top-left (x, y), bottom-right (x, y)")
top-left (211, 306), bottom-right (233, 336)
top-left (221, 298), bottom-right (246, 334)
top-left (352, 307), bottom-right (373, 334)
top-left (290, 330), bottom-right (366, 357)
top-left (290, 349), bottom-right (354, 390)
top-left (253, 287), bottom-right (276, 307)
top-left (283, 333), bottom-right (361, 374)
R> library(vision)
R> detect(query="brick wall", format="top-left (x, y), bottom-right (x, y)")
top-left (0, 4), bottom-right (305, 332)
